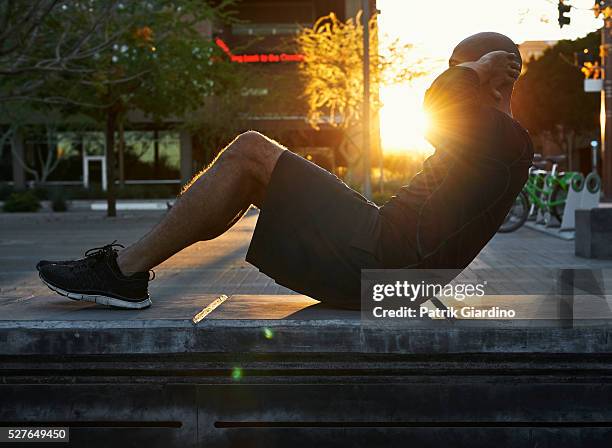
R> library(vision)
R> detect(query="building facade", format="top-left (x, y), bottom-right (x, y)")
top-left (1, 0), bottom-right (369, 193)
top-left (518, 40), bottom-right (557, 66)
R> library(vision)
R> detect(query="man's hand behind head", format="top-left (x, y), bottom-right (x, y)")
top-left (458, 51), bottom-right (521, 102)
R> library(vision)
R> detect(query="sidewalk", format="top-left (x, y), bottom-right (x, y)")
top-left (2, 209), bottom-right (612, 303)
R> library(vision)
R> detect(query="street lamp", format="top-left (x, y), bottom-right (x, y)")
top-left (362, 0), bottom-right (372, 199)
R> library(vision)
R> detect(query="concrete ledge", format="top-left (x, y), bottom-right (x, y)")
top-left (3, 294), bottom-right (612, 447)
top-left (1, 294), bottom-right (612, 356)
top-left (2, 320), bottom-right (612, 356)
top-left (576, 207), bottom-right (612, 259)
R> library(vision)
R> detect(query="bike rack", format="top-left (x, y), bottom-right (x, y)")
top-left (509, 153), bottom-right (602, 239)
top-left (527, 173), bottom-right (601, 240)
top-left (560, 172), bottom-right (601, 231)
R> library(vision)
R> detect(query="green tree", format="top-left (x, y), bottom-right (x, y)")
top-left (512, 31), bottom-right (600, 166)
top-left (43, 1), bottom-right (236, 215)
top-left (185, 90), bottom-right (249, 168)
top-left (1, 1), bottom-right (126, 188)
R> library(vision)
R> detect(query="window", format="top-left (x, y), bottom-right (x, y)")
top-left (123, 131), bottom-right (180, 180)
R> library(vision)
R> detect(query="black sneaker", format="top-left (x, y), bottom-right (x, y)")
top-left (36, 259), bottom-right (76, 268)
top-left (37, 243), bottom-right (153, 309)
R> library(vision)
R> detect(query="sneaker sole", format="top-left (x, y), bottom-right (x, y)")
top-left (39, 274), bottom-right (152, 310)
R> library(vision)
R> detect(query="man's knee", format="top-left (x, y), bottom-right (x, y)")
top-left (226, 130), bottom-right (284, 183)
top-left (230, 131), bottom-right (278, 157)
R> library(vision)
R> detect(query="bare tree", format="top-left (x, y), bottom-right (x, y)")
top-left (0, 0), bottom-right (139, 105)
top-left (0, 126), bottom-right (14, 159)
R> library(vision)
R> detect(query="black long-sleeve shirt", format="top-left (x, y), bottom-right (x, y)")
top-left (379, 66), bottom-right (534, 268)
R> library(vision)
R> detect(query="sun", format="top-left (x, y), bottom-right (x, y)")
top-left (379, 82), bottom-right (433, 155)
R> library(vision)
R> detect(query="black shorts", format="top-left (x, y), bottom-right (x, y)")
top-left (246, 151), bottom-right (392, 309)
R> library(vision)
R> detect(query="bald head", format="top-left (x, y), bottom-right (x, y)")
top-left (450, 32), bottom-right (522, 71)
top-left (448, 32), bottom-right (522, 112)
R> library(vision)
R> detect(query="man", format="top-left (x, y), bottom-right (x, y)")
top-left (37, 32), bottom-right (533, 310)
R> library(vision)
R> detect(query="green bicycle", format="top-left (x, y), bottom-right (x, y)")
top-left (499, 154), bottom-right (599, 233)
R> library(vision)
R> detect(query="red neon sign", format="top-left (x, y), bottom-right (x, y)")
top-left (215, 38), bottom-right (304, 63)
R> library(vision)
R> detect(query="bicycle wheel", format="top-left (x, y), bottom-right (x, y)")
top-left (498, 191), bottom-right (529, 233)
top-left (550, 173), bottom-right (583, 222)
top-left (550, 184), bottom-right (567, 223)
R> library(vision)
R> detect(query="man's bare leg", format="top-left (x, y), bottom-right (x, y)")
top-left (116, 131), bottom-right (285, 275)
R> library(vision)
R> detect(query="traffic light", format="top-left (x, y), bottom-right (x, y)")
top-left (558, 1), bottom-right (571, 27)
top-left (575, 48), bottom-right (602, 79)
top-left (593, 1), bottom-right (612, 18)
top-left (576, 48), bottom-right (595, 66)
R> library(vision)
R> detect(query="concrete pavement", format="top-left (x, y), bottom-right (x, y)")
top-left (2, 208), bottom-right (612, 306)
top-left (2, 207), bottom-right (612, 338)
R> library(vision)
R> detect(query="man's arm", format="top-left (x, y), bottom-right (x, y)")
top-left (423, 51), bottom-right (520, 149)
top-left (423, 66), bottom-right (483, 151)
top-left (423, 66), bottom-right (481, 123)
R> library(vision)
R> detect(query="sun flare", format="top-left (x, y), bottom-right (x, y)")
top-left (379, 82), bottom-right (433, 155)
